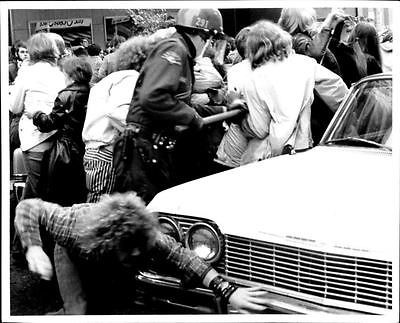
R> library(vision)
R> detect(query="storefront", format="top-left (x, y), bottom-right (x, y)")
top-left (9, 9), bottom-right (178, 48)
top-left (9, 7), bottom-right (392, 48)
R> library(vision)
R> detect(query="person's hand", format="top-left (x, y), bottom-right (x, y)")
top-left (226, 90), bottom-right (242, 106)
top-left (25, 246), bottom-right (53, 280)
top-left (323, 10), bottom-right (346, 30)
top-left (226, 90), bottom-right (247, 111)
top-left (228, 286), bottom-right (270, 313)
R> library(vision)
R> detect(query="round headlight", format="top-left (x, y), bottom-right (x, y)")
top-left (185, 223), bottom-right (222, 263)
top-left (158, 216), bottom-right (182, 242)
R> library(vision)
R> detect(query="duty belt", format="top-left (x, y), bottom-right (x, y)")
top-left (126, 122), bottom-right (177, 150)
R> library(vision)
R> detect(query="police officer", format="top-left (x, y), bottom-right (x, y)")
top-left (114, 9), bottom-right (225, 203)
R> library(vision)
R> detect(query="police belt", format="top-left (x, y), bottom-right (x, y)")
top-left (126, 122), bottom-right (177, 150)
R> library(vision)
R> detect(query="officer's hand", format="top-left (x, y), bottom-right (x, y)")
top-left (228, 286), bottom-right (270, 313)
top-left (226, 90), bottom-right (242, 106)
top-left (25, 246), bottom-right (53, 280)
top-left (189, 113), bottom-right (204, 131)
top-left (227, 98), bottom-right (247, 111)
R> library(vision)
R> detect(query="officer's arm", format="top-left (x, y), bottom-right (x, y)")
top-left (137, 41), bottom-right (201, 127)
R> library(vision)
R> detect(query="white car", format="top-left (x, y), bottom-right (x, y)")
top-left (135, 73), bottom-right (394, 315)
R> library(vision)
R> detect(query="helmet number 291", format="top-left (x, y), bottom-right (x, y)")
top-left (195, 17), bottom-right (209, 29)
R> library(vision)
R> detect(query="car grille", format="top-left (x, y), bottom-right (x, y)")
top-left (224, 234), bottom-right (392, 310)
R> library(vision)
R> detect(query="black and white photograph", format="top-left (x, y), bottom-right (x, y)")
top-left (1, 1), bottom-right (399, 322)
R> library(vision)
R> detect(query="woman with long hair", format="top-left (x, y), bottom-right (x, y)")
top-left (329, 20), bottom-right (382, 87)
top-left (348, 22), bottom-right (382, 75)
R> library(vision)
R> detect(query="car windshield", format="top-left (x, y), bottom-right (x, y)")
top-left (322, 78), bottom-right (392, 150)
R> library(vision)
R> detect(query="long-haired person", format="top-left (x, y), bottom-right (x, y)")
top-left (9, 32), bottom-right (66, 200)
top-left (329, 20), bottom-right (382, 87)
top-left (15, 192), bottom-right (271, 314)
top-left (218, 21), bottom-right (348, 165)
top-left (348, 22), bottom-right (382, 74)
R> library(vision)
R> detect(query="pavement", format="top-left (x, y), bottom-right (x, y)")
top-left (10, 249), bottom-right (62, 315)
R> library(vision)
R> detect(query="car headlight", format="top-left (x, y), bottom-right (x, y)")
top-left (185, 222), bottom-right (223, 263)
top-left (158, 216), bottom-right (183, 242)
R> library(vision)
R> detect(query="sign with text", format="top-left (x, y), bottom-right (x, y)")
top-left (35, 18), bottom-right (92, 32)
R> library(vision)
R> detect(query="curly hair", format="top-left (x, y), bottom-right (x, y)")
top-left (247, 20), bottom-right (293, 69)
top-left (75, 192), bottom-right (159, 257)
top-left (114, 35), bottom-right (153, 72)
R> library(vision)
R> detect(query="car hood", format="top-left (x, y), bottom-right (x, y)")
top-left (148, 146), bottom-right (396, 261)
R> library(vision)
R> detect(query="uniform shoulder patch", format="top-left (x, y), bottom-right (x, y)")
top-left (161, 51), bottom-right (182, 65)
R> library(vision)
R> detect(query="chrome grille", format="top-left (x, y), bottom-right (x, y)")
top-left (225, 235), bottom-right (392, 309)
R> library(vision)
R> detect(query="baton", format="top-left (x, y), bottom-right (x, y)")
top-left (174, 108), bottom-right (244, 133)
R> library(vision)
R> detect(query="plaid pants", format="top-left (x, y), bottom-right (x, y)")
top-left (83, 147), bottom-right (116, 203)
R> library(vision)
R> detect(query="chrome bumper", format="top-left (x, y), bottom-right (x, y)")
top-left (135, 271), bottom-right (370, 315)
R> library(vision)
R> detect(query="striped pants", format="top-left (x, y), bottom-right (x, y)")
top-left (83, 147), bottom-right (116, 203)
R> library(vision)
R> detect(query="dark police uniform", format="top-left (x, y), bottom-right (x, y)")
top-left (114, 31), bottom-right (204, 203)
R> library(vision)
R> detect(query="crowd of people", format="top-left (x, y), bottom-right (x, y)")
top-left (9, 7), bottom-right (392, 315)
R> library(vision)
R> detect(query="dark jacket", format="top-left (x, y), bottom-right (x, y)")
top-left (32, 82), bottom-right (90, 206)
top-left (33, 82), bottom-right (90, 149)
top-left (9, 60), bottom-right (19, 84)
top-left (329, 37), bottom-right (382, 88)
top-left (126, 32), bottom-right (202, 132)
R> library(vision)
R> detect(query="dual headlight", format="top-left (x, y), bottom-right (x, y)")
top-left (158, 216), bottom-right (223, 264)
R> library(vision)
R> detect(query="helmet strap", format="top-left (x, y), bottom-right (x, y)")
top-left (198, 36), bottom-right (214, 58)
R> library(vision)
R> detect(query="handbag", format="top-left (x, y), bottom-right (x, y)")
top-left (42, 135), bottom-right (86, 205)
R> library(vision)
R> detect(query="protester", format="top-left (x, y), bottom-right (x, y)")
top-left (86, 43), bottom-right (103, 87)
top-left (348, 22), bottom-right (382, 71)
top-left (31, 56), bottom-right (92, 206)
top-left (73, 46), bottom-right (89, 57)
top-left (279, 9), bottom-right (346, 144)
top-left (218, 20), bottom-right (348, 166)
top-left (113, 9), bottom-right (226, 203)
top-left (14, 191), bottom-right (271, 314)
top-left (279, 8), bottom-right (343, 75)
top-left (83, 35), bottom-right (154, 203)
top-left (91, 35), bottom-right (126, 84)
top-left (9, 40), bottom-right (29, 164)
top-left (216, 26), bottom-right (252, 169)
top-left (9, 40), bottom-right (29, 84)
top-left (47, 32), bottom-right (67, 61)
top-left (9, 32), bottom-right (66, 200)
top-left (329, 20), bottom-right (382, 87)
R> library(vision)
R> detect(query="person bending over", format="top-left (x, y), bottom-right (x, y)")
top-left (14, 192), bottom-right (270, 314)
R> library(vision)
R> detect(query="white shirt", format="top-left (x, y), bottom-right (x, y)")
top-left (241, 54), bottom-right (348, 156)
top-left (82, 70), bottom-right (140, 149)
top-left (9, 61), bottom-right (66, 151)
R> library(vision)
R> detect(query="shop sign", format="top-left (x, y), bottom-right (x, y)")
top-left (35, 18), bottom-right (92, 31)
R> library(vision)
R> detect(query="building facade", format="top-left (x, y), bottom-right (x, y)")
top-left (9, 7), bottom-right (392, 48)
